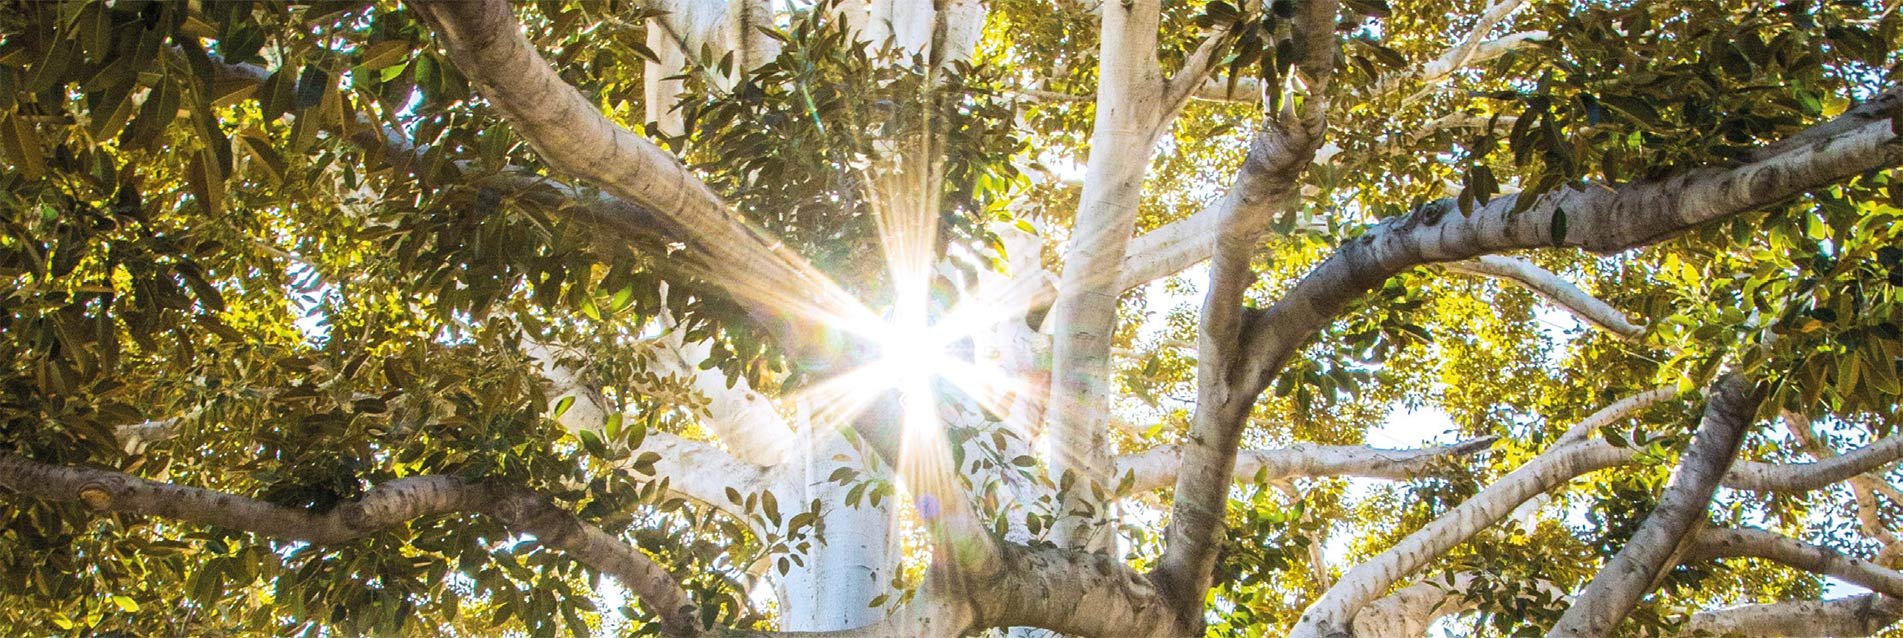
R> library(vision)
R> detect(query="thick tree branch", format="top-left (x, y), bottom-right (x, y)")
top-left (1233, 85), bottom-right (1903, 428)
top-left (406, 4), bottom-right (1001, 579)
top-left (0, 453), bottom-right (702, 635)
top-left (1548, 374), bottom-right (1762, 638)
top-left (1110, 16), bottom-right (1545, 293)
top-left (1044, 0), bottom-right (1171, 548)
top-left (1686, 527), bottom-right (1903, 599)
top-left (406, 0), bottom-right (866, 363)
top-left (1288, 439), bottom-right (1635, 638)
top-left (1442, 255), bottom-right (1644, 339)
top-left (1681, 594), bottom-right (1903, 637)
top-left (1153, 0), bottom-right (1343, 617)
top-left (1116, 436), bottom-right (1497, 493)
top-left (1726, 431), bottom-right (1903, 493)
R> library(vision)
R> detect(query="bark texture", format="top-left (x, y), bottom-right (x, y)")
top-left (1548, 375), bottom-right (1762, 638)
top-left (0, 453), bottom-right (702, 635)
top-left (1681, 595), bottom-right (1903, 637)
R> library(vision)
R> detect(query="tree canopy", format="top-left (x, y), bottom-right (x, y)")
top-left (1, 0), bottom-right (1902, 636)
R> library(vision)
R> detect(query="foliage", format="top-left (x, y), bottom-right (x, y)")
top-left (0, 0), bottom-right (1899, 635)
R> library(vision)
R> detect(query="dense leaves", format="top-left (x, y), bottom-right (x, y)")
top-left (0, 0), bottom-right (1899, 635)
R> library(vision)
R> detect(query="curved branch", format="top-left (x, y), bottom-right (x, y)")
top-left (406, 0), bottom-right (868, 364)
top-left (1286, 388), bottom-right (1691, 637)
top-left (1442, 255), bottom-right (1644, 339)
top-left (1235, 86), bottom-right (1902, 403)
top-left (1554, 386), bottom-right (1678, 446)
top-left (1686, 527), bottom-right (1903, 599)
top-left (1785, 411), bottom-right (1902, 555)
top-left (0, 453), bottom-right (701, 635)
top-left (1287, 439), bottom-right (1635, 638)
top-left (1116, 436), bottom-right (1497, 493)
top-left (1368, 0), bottom-right (1536, 99)
top-left (1350, 573), bottom-right (1478, 638)
top-left (1549, 374), bottom-right (1762, 638)
top-left (1352, 572), bottom-right (1571, 638)
top-left (1152, 0), bottom-right (1342, 614)
top-left (1681, 594), bottom-right (1903, 637)
top-left (1726, 432), bottom-right (1903, 493)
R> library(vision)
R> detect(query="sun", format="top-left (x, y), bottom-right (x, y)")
top-left (869, 318), bottom-right (956, 395)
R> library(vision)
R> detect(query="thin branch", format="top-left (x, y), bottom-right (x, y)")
top-left (1369, 0), bottom-right (1536, 99)
top-left (642, 315), bottom-right (800, 466)
top-left (0, 453), bottom-right (702, 635)
top-left (1161, 22), bottom-right (1242, 112)
top-left (1548, 374), bottom-right (1762, 638)
top-left (1115, 436), bottom-right (1497, 493)
top-left (1553, 386), bottom-right (1679, 446)
top-left (1785, 411), bottom-right (1902, 554)
top-left (525, 339), bottom-right (773, 522)
top-left (1442, 255), bottom-right (1645, 339)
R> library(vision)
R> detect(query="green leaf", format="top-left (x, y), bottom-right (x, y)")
top-left (294, 64), bottom-right (329, 109)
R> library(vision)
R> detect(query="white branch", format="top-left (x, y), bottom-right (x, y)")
top-left (1044, 0), bottom-right (1173, 548)
top-left (1352, 572), bottom-right (1570, 638)
top-left (1162, 22), bottom-right (1243, 111)
top-left (408, 0), bottom-right (868, 368)
top-left (1350, 574), bottom-right (1478, 638)
top-left (1681, 595), bottom-right (1903, 637)
top-left (1726, 432), bottom-right (1903, 493)
top-left (1287, 439), bottom-right (1635, 638)
top-left (1786, 411), bottom-right (1903, 552)
top-left (1232, 86), bottom-right (1903, 427)
top-left (1553, 386), bottom-right (1678, 446)
top-left (1687, 527), bottom-right (1903, 599)
top-left (1115, 436), bottom-right (1496, 493)
top-left (1371, 0), bottom-right (1539, 100)
top-left (645, 321), bottom-right (799, 466)
top-left (1549, 374), bottom-right (1760, 638)
top-left (0, 453), bottom-right (703, 634)
top-left (1442, 255), bottom-right (1645, 339)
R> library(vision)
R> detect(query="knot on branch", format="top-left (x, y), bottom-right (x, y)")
top-left (77, 482), bottom-right (115, 510)
top-left (489, 489), bottom-right (581, 545)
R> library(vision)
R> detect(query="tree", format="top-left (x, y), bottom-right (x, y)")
top-left (1, 0), bottom-right (1901, 635)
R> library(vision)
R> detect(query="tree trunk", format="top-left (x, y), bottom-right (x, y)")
top-left (774, 434), bottom-right (899, 630)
